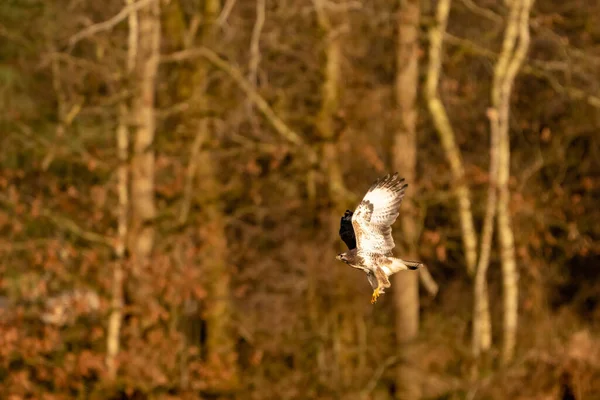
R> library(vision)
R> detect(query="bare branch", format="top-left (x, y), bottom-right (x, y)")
top-left (0, 193), bottom-right (113, 248)
top-left (458, 0), bottom-right (503, 24)
top-left (444, 33), bottom-right (600, 109)
top-left (248, 0), bottom-right (266, 87)
top-left (361, 356), bottom-right (399, 399)
top-left (216, 0), bottom-right (237, 26)
top-left (161, 47), bottom-right (317, 162)
top-left (68, 0), bottom-right (156, 48)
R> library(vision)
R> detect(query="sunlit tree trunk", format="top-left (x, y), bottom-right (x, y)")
top-left (106, 0), bottom-right (138, 379)
top-left (424, 0), bottom-right (478, 278)
top-left (425, 0), bottom-right (494, 362)
top-left (392, 0), bottom-right (421, 398)
top-left (472, 123), bottom-right (495, 360)
top-left (491, 0), bottom-right (534, 364)
top-left (129, 0), bottom-right (159, 269)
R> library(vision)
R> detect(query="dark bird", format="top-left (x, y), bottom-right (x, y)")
top-left (336, 173), bottom-right (422, 303)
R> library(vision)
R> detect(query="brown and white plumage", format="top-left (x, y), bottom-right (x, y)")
top-left (336, 173), bottom-right (422, 303)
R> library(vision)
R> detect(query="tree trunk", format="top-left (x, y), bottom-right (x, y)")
top-left (312, 0), bottom-right (348, 209)
top-left (195, 0), bottom-right (239, 389)
top-left (425, 0), bottom-right (496, 365)
top-left (492, 0), bottom-right (534, 364)
top-left (106, 0), bottom-right (138, 380)
top-left (106, 107), bottom-right (129, 379)
top-left (312, 0), bottom-right (356, 385)
top-left (197, 134), bottom-right (238, 389)
top-left (392, 0), bottom-right (421, 398)
top-left (424, 0), bottom-right (478, 278)
top-left (129, 0), bottom-right (160, 267)
top-left (472, 114), bottom-right (496, 358)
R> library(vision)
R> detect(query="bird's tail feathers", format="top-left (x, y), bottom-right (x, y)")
top-left (387, 257), bottom-right (422, 274)
top-left (404, 260), bottom-right (422, 270)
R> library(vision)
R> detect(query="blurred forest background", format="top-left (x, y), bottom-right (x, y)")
top-left (0, 0), bottom-right (599, 399)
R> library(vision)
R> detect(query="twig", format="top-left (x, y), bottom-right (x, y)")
top-left (248, 0), bottom-right (266, 87)
top-left (68, 0), bottom-right (156, 48)
top-left (361, 356), bottom-right (399, 399)
top-left (0, 193), bottom-right (113, 248)
top-left (458, 0), bottom-right (503, 24)
top-left (444, 33), bottom-right (600, 109)
top-left (216, 0), bottom-right (237, 26)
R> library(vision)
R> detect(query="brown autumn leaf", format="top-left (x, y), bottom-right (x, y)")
top-left (423, 230), bottom-right (441, 245)
top-left (540, 126), bottom-right (551, 142)
top-left (246, 158), bottom-right (261, 176)
top-left (582, 176), bottom-right (594, 191)
top-left (436, 244), bottom-right (447, 262)
top-left (89, 185), bottom-right (107, 208)
top-left (193, 285), bottom-right (207, 299)
top-left (251, 349), bottom-right (264, 366)
top-left (66, 186), bottom-right (78, 198)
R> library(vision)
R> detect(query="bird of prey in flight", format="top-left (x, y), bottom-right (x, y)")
top-left (336, 173), bottom-right (422, 304)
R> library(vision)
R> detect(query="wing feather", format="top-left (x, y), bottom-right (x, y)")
top-left (351, 173), bottom-right (408, 255)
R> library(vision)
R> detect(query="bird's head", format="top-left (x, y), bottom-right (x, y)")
top-left (336, 252), bottom-right (349, 263)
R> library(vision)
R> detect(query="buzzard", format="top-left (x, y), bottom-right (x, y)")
top-left (336, 173), bottom-right (422, 304)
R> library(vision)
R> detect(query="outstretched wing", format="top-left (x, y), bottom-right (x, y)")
top-left (351, 173), bottom-right (408, 255)
top-left (339, 210), bottom-right (357, 250)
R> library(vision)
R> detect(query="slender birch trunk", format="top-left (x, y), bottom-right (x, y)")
top-left (106, 0), bottom-right (138, 379)
top-left (130, 0), bottom-right (160, 266)
top-left (492, 0), bottom-right (534, 364)
top-left (424, 0), bottom-right (478, 278)
top-left (472, 113), bottom-right (496, 358)
top-left (393, 0), bottom-right (421, 397)
top-left (425, 0), bottom-right (494, 360)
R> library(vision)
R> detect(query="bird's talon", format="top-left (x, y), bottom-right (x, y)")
top-left (371, 288), bottom-right (381, 304)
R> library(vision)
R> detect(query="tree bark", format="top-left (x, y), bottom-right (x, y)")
top-left (424, 0), bottom-right (478, 278)
top-left (195, 0), bottom-right (239, 389)
top-left (425, 0), bottom-right (495, 363)
top-left (393, 0), bottom-right (421, 398)
top-left (312, 0), bottom-right (348, 208)
top-left (312, 0), bottom-right (355, 385)
top-left (106, 0), bottom-right (138, 380)
top-left (472, 110), bottom-right (496, 358)
top-left (129, 0), bottom-right (160, 267)
top-left (106, 108), bottom-right (128, 379)
top-left (492, 0), bottom-right (534, 364)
